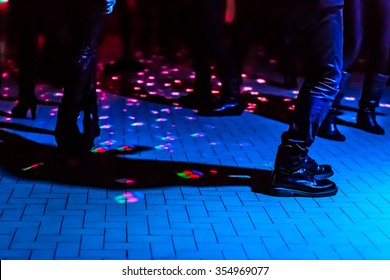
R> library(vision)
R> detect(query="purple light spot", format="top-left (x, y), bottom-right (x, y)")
top-left (131, 122), bottom-right (144, 126)
top-left (191, 133), bottom-right (205, 137)
top-left (156, 118), bottom-right (167, 122)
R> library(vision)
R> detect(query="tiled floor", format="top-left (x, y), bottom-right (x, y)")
top-left (1, 47), bottom-right (390, 260)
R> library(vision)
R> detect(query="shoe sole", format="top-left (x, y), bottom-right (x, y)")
top-left (268, 186), bottom-right (338, 197)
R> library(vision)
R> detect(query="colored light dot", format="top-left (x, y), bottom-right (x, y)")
top-left (91, 147), bottom-right (107, 153)
top-left (256, 78), bottom-right (266, 84)
top-left (131, 122), bottom-right (144, 126)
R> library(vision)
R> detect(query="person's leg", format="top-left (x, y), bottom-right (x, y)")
top-left (356, 0), bottom-right (390, 134)
top-left (231, 0), bottom-right (262, 86)
top-left (135, 0), bottom-right (156, 56)
top-left (318, 0), bottom-right (363, 141)
top-left (178, 0), bottom-right (213, 110)
top-left (82, 57), bottom-right (100, 149)
top-left (11, 0), bottom-right (41, 119)
top-left (55, 0), bottom-right (104, 152)
top-left (103, 0), bottom-right (144, 75)
top-left (198, 0), bottom-right (244, 116)
top-left (270, 6), bottom-right (343, 197)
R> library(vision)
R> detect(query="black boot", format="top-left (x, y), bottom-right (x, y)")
top-left (356, 73), bottom-right (388, 135)
top-left (11, 95), bottom-right (38, 120)
top-left (82, 92), bottom-right (100, 150)
top-left (200, 78), bottom-right (244, 116)
top-left (185, 65), bottom-right (215, 112)
top-left (317, 71), bottom-right (350, 140)
top-left (179, 91), bottom-right (214, 110)
top-left (357, 108), bottom-right (385, 135)
top-left (317, 108), bottom-right (346, 141)
top-left (269, 95), bottom-right (338, 197)
top-left (269, 144), bottom-right (337, 197)
top-left (55, 105), bottom-right (84, 153)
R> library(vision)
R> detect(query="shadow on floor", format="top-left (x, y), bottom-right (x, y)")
top-left (99, 74), bottom-right (297, 126)
top-left (0, 122), bottom-right (54, 135)
top-left (0, 95), bottom-right (61, 107)
top-left (0, 129), bottom-right (272, 194)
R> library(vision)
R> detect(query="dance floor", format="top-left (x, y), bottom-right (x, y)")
top-left (1, 37), bottom-right (390, 260)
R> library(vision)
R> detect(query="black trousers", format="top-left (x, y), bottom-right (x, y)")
top-left (230, 0), bottom-right (263, 79)
top-left (279, 6), bottom-right (344, 148)
top-left (7, 0), bottom-right (46, 101)
top-left (187, 0), bottom-right (238, 98)
top-left (341, 0), bottom-right (390, 74)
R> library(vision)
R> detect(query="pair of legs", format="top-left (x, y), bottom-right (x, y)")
top-left (319, 0), bottom-right (390, 140)
top-left (270, 5), bottom-right (343, 197)
top-left (55, 0), bottom-right (105, 153)
top-left (8, 0), bottom-right (45, 119)
top-left (103, 0), bottom-right (144, 76)
top-left (181, 0), bottom-right (244, 116)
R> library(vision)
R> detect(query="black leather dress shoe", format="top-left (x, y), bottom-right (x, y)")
top-left (213, 97), bottom-right (244, 116)
top-left (103, 58), bottom-right (145, 76)
top-left (178, 94), bottom-right (202, 109)
top-left (268, 167), bottom-right (337, 197)
top-left (303, 156), bottom-right (334, 180)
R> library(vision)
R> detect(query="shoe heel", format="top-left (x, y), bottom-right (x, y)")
top-left (30, 104), bottom-right (37, 120)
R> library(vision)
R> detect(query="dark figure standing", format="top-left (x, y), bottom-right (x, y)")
top-left (103, 0), bottom-right (144, 76)
top-left (55, 0), bottom-right (115, 153)
top-left (269, 1), bottom-right (343, 197)
top-left (180, 0), bottom-right (244, 116)
top-left (7, 0), bottom-right (45, 119)
top-left (318, 0), bottom-right (390, 140)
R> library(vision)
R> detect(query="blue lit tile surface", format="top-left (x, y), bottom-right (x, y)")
top-left (1, 38), bottom-right (390, 260)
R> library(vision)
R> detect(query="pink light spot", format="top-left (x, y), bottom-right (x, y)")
top-left (256, 78), bottom-right (266, 84)
top-left (257, 97), bottom-right (269, 102)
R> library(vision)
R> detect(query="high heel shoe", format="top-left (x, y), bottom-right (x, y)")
top-left (55, 106), bottom-right (86, 154)
top-left (82, 108), bottom-right (100, 151)
top-left (81, 89), bottom-right (100, 150)
top-left (11, 100), bottom-right (37, 120)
